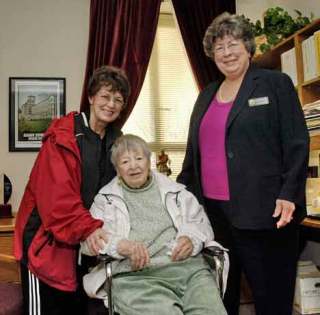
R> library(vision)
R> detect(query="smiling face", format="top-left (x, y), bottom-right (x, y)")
top-left (213, 35), bottom-right (250, 80)
top-left (89, 85), bottom-right (124, 128)
top-left (116, 148), bottom-right (150, 189)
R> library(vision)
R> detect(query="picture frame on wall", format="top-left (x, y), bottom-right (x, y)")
top-left (9, 77), bottom-right (66, 152)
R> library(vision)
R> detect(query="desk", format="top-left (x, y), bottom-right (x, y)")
top-left (0, 217), bottom-right (20, 283)
top-left (302, 217), bottom-right (320, 229)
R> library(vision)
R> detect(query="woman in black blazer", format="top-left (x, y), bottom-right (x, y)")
top-left (177, 12), bottom-right (309, 315)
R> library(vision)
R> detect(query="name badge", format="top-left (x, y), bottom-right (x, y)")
top-left (248, 96), bottom-right (269, 107)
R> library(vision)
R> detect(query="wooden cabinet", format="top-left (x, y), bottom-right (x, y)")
top-left (302, 217), bottom-right (320, 229)
top-left (253, 18), bottom-right (320, 151)
top-left (0, 217), bottom-right (20, 283)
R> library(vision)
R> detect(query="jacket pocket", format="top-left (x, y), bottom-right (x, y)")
top-left (34, 231), bottom-right (53, 256)
top-left (260, 174), bottom-right (282, 213)
top-left (28, 226), bottom-right (77, 291)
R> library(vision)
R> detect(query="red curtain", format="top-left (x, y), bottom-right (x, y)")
top-left (171, 0), bottom-right (236, 90)
top-left (80, 0), bottom-right (161, 127)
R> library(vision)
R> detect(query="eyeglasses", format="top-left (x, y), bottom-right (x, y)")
top-left (213, 41), bottom-right (242, 55)
top-left (98, 93), bottom-right (124, 107)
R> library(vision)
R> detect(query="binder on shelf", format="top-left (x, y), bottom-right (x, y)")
top-left (302, 35), bottom-right (317, 82)
top-left (280, 47), bottom-right (297, 86)
top-left (314, 30), bottom-right (320, 77)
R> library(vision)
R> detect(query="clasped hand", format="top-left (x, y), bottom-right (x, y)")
top-left (117, 239), bottom-right (150, 271)
top-left (171, 236), bottom-right (194, 261)
top-left (117, 236), bottom-right (194, 271)
top-left (86, 228), bottom-right (109, 255)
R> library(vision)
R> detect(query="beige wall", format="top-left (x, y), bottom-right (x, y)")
top-left (0, 0), bottom-right (89, 212)
top-left (236, 0), bottom-right (319, 22)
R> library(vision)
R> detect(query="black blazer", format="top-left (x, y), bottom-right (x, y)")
top-left (177, 65), bottom-right (310, 229)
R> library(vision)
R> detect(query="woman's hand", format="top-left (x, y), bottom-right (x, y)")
top-left (171, 236), bottom-right (194, 261)
top-left (117, 240), bottom-right (150, 271)
top-left (272, 199), bottom-right (295, 229)
top-left (86, 228), bottom-right (109, 255)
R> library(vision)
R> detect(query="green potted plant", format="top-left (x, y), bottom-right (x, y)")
top-left (244, 7), bottom-right (313, 54)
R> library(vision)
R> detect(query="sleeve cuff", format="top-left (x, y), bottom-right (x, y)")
top-left (176, 233), bottom-right (204, 256)
top-left (99, 236), bottom-right (125, 259)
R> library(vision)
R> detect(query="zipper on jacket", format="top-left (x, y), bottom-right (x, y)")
top-left (103, 193), bottom-right (130, 215)
top-left (164, 191), bottom-right (179, 232)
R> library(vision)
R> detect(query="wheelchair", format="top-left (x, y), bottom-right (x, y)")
top-left (98, 246), bottom-right (226, 315)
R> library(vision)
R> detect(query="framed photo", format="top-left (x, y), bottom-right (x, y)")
top-left (9, 77), bottom-right (66, 152)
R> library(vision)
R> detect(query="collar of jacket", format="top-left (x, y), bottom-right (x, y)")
top-left (195, 63), bottom-right (260, 129)
top-left (99, 170), bottom-right (185, 198)
top-left (99, 171), bottom-right (185, 220)
top-left (42, 111), bottom-right (81, 161)
top-left (226, 63), bottom-right (259, 129)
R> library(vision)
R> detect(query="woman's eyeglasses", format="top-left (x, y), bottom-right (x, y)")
top-left (213, 41), bottom-right (242, 55)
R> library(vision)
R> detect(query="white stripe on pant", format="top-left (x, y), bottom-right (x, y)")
top-left (28, 270), bottom-right (41, 315)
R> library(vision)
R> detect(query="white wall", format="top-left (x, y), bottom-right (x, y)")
top-left (0, 0), bottom-right (89, 212)
top-left (236, 0), bottom-right (319, 23)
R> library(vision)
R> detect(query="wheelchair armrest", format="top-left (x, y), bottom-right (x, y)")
top-left (98, 254), bottom-right (115, 315)
top-left (98, 254), bottom-right (116, 264)
top-left (202, 246), bottom-right (226, 297)
top-left (202, 246), bottom-right (225, 258)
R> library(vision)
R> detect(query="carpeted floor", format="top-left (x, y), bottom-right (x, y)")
top-left (238, 304), bottom-right (320, 315)
top-left (239, 303), bottom-right (255, 315)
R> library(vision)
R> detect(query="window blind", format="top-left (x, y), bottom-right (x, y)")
top-left (123, 10), bottom-right (198, 178)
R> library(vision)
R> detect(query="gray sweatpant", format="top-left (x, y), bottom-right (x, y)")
top-left (112, 255), bottom-right (227, 315)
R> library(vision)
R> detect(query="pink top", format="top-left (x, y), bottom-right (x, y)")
top-left (199, 97), bottom-right (233, 200)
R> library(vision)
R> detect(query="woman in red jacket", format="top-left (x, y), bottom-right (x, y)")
top-left (14, 65), bottom-right (130, 315)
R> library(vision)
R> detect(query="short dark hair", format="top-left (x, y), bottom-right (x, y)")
top-left (203, 12), bottom-right (256, 59)
top-left (87, 65), bottom-right (131, 108)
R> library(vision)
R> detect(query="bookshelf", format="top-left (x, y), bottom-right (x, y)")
top-left (253, 18), bottom-right (320, 150)
top-left (253, 19), bottom-right (320, 224)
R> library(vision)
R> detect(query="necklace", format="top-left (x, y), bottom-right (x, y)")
top-left (218, 82), bottom-right (231, 103)
top-left (218, 81), bottom-right (240, 103)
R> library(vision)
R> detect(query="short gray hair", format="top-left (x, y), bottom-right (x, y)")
top-left (203, 12), bottom-right (256, 59)
top-left (111, 134), bottom-right (151, 167)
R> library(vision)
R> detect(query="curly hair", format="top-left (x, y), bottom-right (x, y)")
top-left (203, 12), bottom-right (256, 60)
top-left (87, 65), bottom-right (131, 108)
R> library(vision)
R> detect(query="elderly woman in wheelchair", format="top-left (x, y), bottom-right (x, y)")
top-left (81, 134), bottom-right (227, 315)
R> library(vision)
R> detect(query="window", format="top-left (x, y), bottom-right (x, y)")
top-left (123, 5), bottom-right (198, 178)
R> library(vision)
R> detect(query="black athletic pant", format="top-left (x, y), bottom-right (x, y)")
top-left (205, 198), bottom-right (299, 315)
top-left (20, 263), bottom-right (81, 315)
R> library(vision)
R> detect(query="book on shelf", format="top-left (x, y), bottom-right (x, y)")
top-left (309, 128), bottom-right (320, 136)
top-left (302, 35), bottom-right (318, 82)
top-left (306, 120), bottom-right (320, 131)
top-left (306, 178), bottom-right (320, 216)
top-left (303, 100), bottom-right (320, 116)
top-left (305, 115), bottom-right (320, 130)
top-left (303, 100), bottom-right (320, 130)
top-left (280, 47), bottom-right (297, 86)
top-left (314, 30), bottom-right (320, 76)
top-left (306, 114), bottom-right (320, 121)
top-left (305, 116), bottom-right (320, 130)
top-left (302, 37), bottom-right (309, 82)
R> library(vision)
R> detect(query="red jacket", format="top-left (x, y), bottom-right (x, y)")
top-left (14, 112), bottom-right (103, 291)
